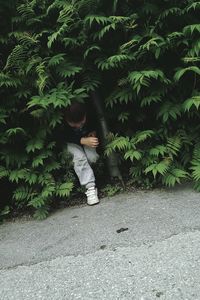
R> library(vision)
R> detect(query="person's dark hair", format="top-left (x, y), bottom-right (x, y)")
top-left (64, 101), bottom-right (86, 123)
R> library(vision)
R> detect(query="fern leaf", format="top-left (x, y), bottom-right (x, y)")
top-left (17, 3), bottom-right (35, 21)
top-left (57, 4), bottom-right (74, 23)
top-left (131, 130), bottom-right (154, 145)
top-left (94, 23), bottom-right (116, 40)
top-left (44, 161), bottom-right (61, 172)
top-left (36, 62), bottom-right (49, 93)
top-left (106, 88), bottom-right (133, 108)
top-left (105, 136), bottom-right (130, 156)
top-left (81, 74), bottom-right (100, 92)
top-left (166, 136), bottom-right (182, 156)
top-left (128, 70), bottom-right (170, 94)
top-left (26, 138), bottom-right (44, 153)
top-left (56, 63), bottom-right (82, 78)
top-left (41, 183), bottom-right (56, 198)
top-left (183, 24), bottom-right (200, 35)
top-left (24, 171), bottom-right (38, 185)
top-left (6, 127), bottom-right (26, 137)
top-left (4, 45), bottom-right (27, 70)
top-left (193, 181), bottom-right (200, 192)
top-left (33, 207), bottom-right (49, 220)
top-left (84, 46), bottom-right (101, 59)
top-left (191, 144), bottom-right (200, 181)
top-left (84, 15), bottom-right (110, 27)
top-left (56, 182), bottom-right (74, 197)
top-left (182, 57), bottom-right (200, 63)
top-left (0, 166), bottom-right (9, 179)
top-left (162, 168), bottom-right (189, 187)
top-left (141, 94), bottom-right (162, 107)
top-left (13, 186), bottom-right (32, 201)
top-left (9, 169), bottom-right (27, 183)
top-left (185, 2), bottom-right (200, 12)
top-left (0, 72), bottom-right (21, 88)
top-left (48, 54), bottom-right (66, 66)
top-left (149, 145), bottom-right (167, 157)
top-left (124, 150), bottom-right (142, 161)
top-left (183, 95), bottom-right (200, 111)
top-left (28, 196), bottom-right (46, 208)
top-left (32, 152), bottom-right (50, 168)
top-left (145, 159), bottom-right (171, 178)
top-left (157, 102), bottom-right (182, 122)
top-left (118, 112), bottom-right (130, 123)
top-left (47, 23), bottom-right (68, 48)
top-left (174, 66), bottom-right (200, 82)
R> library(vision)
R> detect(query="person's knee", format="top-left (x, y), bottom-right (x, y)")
top-left (73, 155), bottom-right (88, 167)
top-left (67, 144), bottom-right (86, 164)
top-left (88, 154), bottom-right (99, 164)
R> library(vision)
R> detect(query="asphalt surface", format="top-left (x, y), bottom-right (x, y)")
top-left (1, 184), bottom-right (200, 300)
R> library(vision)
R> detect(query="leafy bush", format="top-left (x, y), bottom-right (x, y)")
top-left (0, 0), bottom-right (199, 219)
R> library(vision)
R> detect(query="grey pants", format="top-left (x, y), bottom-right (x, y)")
top-left (67, 143), bottom-right (99, 189)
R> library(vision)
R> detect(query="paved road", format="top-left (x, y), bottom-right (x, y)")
top-left (1, 185), bottom-right (200, 299)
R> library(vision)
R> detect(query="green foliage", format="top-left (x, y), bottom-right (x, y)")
top-left (0, 206), bottom-right (10, 224)
top-left (101, 184), bottom-right (123, 197)
top-left (0, 0), bottom-right (199, 220)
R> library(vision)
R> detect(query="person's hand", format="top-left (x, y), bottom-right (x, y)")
top-left (80, 137), bottom-right (99, 148)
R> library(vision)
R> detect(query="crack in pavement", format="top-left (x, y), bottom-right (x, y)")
top-left (1, 227), bottom-right (200, 272)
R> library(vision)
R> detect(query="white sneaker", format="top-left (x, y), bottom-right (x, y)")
top-left (85, 187), bottom-right (99, 205)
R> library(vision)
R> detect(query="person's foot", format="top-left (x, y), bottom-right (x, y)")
top-left (85, 187), bottom-right (99, 205)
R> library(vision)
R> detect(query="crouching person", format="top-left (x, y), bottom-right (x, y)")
top-left (64, 101), bottom-right (100, 205)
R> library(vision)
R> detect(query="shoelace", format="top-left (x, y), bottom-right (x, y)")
top-left (85, 188), bottom-right (96, 197)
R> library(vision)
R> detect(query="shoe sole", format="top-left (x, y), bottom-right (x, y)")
top-left (87, 199), bottom-right (100, 206)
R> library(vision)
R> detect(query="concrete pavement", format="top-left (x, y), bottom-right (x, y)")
top-left (0, 185), bottom-right (200, 299)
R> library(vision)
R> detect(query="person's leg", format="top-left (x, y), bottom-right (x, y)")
top-left (67, 143), bottom-right (96, 189)
top-left (83, 145), bottom-right (100, 205)
top-left (83, 145), bottom-right (99, 164)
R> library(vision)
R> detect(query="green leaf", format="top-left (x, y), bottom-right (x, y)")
top-left (105, 136), bottom-right (130, 156)
top-left (157, 102), bottom-right (182, 122)
top-left (48, 53), bottom-right (65, 66)
top-left (118, 112), bottom-right (130, 123)
top-left (56, 63), bottom-right (82, 78)
top-left (9, 169), bottom-right (27, 183)
top-left (94, 23), bottom-right (116, 40)
top-left (84, 15), bottom-right (110, 27)
top-left (183, 24), bottom-right (200, 36)
top-left (26, 138), bottom-right (44, 153)
top-left (183, 95), bottom-right (200, 111)
top-left (84, 46), bottom-right (101, 59)
top-left (28, 196), bottom-right (46, 208)
top-left (33, 207), bottom-right (49, 220)
top-left (0, 206), bottom-right (10, 217)
top-left (32, 152), bottom-right (50, 168)
top-left (0, 166), bottom-right (9, 179)
top-left (166, 136), bottom-right (182, 156)
top-left (162, 168), bottom-right (189, 187)
top-left (56, 182), bottom-right (74, 197)
top-left (6, 127), bottom-right (26, 137)
top-left (124, 150), bottom-right (142, 161)
top-left (174, 66), bottom-right (200, 82)
top-left (13, 186), bottom-right (32, 201)
top-left (131, 130), bottom-right (154, 145)
top-left (0, 110), bottom-right (8, 124)
top-left (144, 159), bottom-right (171, 178)
top-left (149, 145), bottom-right (167, 157)
top-left (41, 183), bottom-right (56, 198)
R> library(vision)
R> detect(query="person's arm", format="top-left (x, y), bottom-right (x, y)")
top-left (87, 131), bottom-right (97, 137)
top-left (80, 136), bottom-right (99, 148)
top-left (65, 126), bottom-right (82, 145)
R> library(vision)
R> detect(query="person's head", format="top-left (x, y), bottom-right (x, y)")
top-left (64, 101), bottom-right (86, 128)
